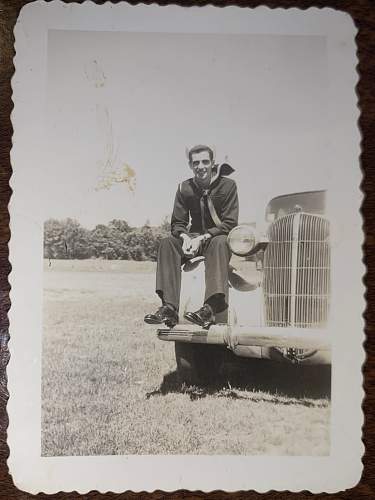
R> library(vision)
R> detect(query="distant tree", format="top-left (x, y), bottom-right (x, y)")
top-left (44, 218), bottom-right (91, 259)
top-left (44, 215), bottom-right (173, 261)
top-left (91, 224), bottom-right (117, 259)
top-left (130, 245), bottom-right (144, 261)
top-left (44, 219), bottom-right (66, 259)
top-left (140, 225), bottom-right (155, 258)
top-left (123, 230), bottom-right (144, 260)
top-left (160, 215), bottom-right (171, 233)
top-left (108, 219), bottom-right (132, 233)
top-left (63, 218), bottom-right (92, 259)
top-left (106, 219), bottom-right (132, 259)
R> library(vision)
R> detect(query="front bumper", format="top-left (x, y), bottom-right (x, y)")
top-left (157, 324), bottom-right (331, 364)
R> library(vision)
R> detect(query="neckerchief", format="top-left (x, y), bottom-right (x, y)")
top-left (193, 175), bottom-right (222, 232)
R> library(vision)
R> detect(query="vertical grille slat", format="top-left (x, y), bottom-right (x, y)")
top-left (263, 213), bottom-right (330, 328)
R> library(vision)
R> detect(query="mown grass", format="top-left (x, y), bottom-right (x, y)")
top-left (42, 259), bottom-right (330, 456)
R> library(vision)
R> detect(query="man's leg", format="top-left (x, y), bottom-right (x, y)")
top-left (155, 235), bottom-right (184, 310)
top-left (203, 235), bottom-right (231, 313)
top-left (144, 235), bottom-right (184, 327)
top-left (184, 235), bottom-right (231, 328)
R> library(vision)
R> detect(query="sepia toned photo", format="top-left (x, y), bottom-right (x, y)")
top-left (8, 2), bottom-right (364, 494)
top-left (41, 27), bottom-right (332, 457)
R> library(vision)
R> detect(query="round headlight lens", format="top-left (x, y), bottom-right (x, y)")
top-left (228, 225), bottom-right (258, 256)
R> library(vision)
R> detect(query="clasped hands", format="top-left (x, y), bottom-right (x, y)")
top-left (180, 233), bottom-right (211, 258)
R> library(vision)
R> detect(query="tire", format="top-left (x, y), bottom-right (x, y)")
top-left (174, 342), bottom-right (226, 385)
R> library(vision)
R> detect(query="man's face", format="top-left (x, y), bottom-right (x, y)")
top-left (190, 150), bottom-right (213, 185)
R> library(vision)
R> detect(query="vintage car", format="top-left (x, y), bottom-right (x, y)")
top-left (157, 190), bottom-right (331, 384)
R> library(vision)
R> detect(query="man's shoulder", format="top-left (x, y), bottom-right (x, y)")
top-left (178, 178), bottom-right (195, 194)
top-left (219, 176), bottom-right (237, 191)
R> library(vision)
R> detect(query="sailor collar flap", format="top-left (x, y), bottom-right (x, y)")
top-left (190, 163), bottom-right (235, 195)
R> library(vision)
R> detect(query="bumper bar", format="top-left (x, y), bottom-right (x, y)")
top-left (157, 324), bottom-right (330, 350)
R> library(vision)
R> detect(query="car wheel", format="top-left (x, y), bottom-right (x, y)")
top-left (174, 342), bottom-right (226, 386)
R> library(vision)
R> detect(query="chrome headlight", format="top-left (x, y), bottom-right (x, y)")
top-left (228, 225), bottom-right (258, 256)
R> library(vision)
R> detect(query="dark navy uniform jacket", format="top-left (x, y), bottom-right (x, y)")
top-left (171, 163), bottom-right (239, 238)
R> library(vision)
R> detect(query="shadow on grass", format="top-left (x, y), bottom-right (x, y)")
top-left (146, 360), bottom-right (331, 404)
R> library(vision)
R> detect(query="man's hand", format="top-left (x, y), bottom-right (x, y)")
top-left (185, 236), bottom-right (202, 257)
top-left (180, 233), bottom-right (211, 258)
top-left (180, 233), bottom-right (193, 256)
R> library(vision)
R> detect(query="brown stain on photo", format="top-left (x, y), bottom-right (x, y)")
top-left (94, 105), bottom-right (137, 193)
top-left (95, 163), bottom-right (136, 192)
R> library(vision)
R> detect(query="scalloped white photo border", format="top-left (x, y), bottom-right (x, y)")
top-left (7, 1), bottom-right (364, 493)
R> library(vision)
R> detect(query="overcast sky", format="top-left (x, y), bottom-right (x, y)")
top-left (46, 30), bottom-right (329, 228)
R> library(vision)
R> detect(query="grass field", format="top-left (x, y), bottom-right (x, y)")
top-left (42, 259), bottom-right (330, 456)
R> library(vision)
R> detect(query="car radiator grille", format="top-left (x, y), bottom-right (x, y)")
top-left (263, 213), bottom-right (330, 328)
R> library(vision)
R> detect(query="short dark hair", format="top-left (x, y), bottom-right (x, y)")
top-left (188, 144), bottom-right (214, 164)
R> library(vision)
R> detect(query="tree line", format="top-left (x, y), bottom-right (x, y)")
top-left (44, 217), bottom-right (171, 261)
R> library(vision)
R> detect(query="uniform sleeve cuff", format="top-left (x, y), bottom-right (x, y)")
top-left (207, 227), bottom-right (221, 237)
top-left (172, 229), bottom-right (188, 238)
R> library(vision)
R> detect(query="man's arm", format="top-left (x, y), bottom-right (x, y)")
top-left (171, 185), bottom-right (189, 238)
top-left (207, 181), bottom-right (239, 237)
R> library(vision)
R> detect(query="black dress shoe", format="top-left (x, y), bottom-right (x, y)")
top-left (184, 304), bottom-right (215, 329)
top-left (144, 305), bottom-right (179, 328)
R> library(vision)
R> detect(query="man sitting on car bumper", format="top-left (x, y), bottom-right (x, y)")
top-left (144, 144), bottom-right (239, 329)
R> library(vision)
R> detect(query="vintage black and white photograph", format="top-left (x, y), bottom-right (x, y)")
top-left (8, 2), bottom-right (364, 493)
top-left (42, 27), bottom-right (333, 457)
